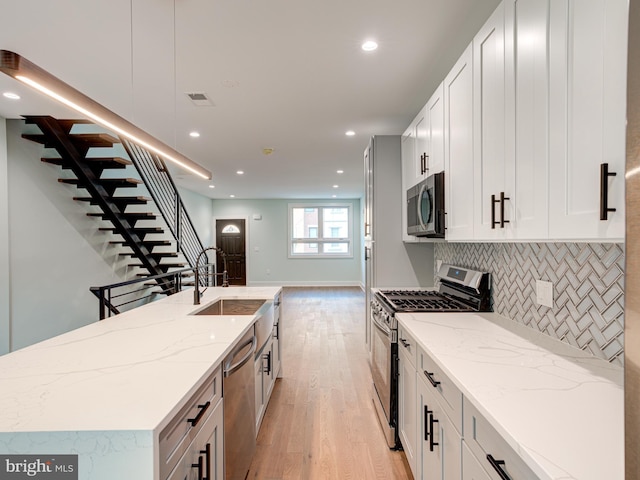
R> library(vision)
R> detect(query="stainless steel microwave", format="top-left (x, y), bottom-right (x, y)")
top-left (407, 172), bottom-right (445, 238)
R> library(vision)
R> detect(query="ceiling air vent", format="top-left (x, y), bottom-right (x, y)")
top-left (185, 92), bottom-right (214, 107)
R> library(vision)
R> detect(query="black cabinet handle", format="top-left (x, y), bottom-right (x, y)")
top-left (187, 401), bottom-right (211, 427)
top-left (424, 405), bottom-right (432, 441)
top-left (424, 370), bottom-right (441, 388)
top-left (192, 455), bottom-right (203, 480)
top-left (399, 338), bottom-right (411, 349)
top-left (491, 192), bottom-right (510, 228)
top-left (274, 322), bottom-right (279, 340)
top-left (429, 413), bottom-right (439, 451)
top-left (487, 454), bottom-right (512, 480)
top-left (600, 163), bottom-right (617, 220)
top-left (499, 192), bottom-right (510, 228)
top-left (263, 352), bottom-right (271, 374)
top-left (200, 443), bottom-right (211, 480)
top-left (420, 153), bottom-right (425, 175)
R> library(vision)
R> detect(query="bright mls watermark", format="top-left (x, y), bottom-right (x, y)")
top-left (0, 455), bottom-right (77, 479)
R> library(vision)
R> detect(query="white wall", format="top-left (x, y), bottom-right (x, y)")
top-left (212, 198), bottom-right (363, 286)
top-left (178, 187), bottom-right (214, 247)
top-left (0, 117), bottom-right (9, 355)
top-left (2, 120), bottom-right (214, 352)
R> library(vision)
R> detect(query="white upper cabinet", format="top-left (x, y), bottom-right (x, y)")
top-left (401, 119), bottom-right (425, 243)
top-left (426, 84), bottom-right (445, 175)
top-left (400, 0), bottom-right (628, 243)
top-left (473, 2), bottom-right (515, 240)
top-left (402, 106), bottom-right (428, 190)
top-left (507, 0), bottom-right (551, 240)
top-left (403, 83), bottom-right (445, 193)
top-left (548, 0), bottom-right (627, 240)
top-left (444, 45), bottom-right (475, 241)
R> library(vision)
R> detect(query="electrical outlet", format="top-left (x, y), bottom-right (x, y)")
top-left (535, 280), bottom-right (553, 308)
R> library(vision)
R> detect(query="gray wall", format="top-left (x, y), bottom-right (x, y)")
top-left (435, 242), bottom-right (625, 365)
top-left (212, 199), bottom-right (362, 286)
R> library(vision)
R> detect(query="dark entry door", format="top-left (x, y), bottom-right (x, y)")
top-left (216, 219), bottom-right (247, 286)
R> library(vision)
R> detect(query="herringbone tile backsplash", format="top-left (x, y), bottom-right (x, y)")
top-left (434, 243), bottom-right (625, 364)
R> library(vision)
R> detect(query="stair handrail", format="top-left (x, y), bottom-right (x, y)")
top-left (91, 263), bottom-right (218, 320)
top-left (119, 138), bottom-right (205, 269)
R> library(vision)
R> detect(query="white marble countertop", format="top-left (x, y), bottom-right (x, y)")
top-left (396, 312), bottom-right (624, 480)
top-left (0, 286), bottom-right (281, 434)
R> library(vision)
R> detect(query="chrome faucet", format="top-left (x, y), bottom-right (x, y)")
top-left (194, 246), bottom-right (229, 304)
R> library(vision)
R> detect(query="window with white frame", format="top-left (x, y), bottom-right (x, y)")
top-left (288, 203), bottom-right (353, 258)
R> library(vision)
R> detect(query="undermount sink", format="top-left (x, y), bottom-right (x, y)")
top-left (191, 298), bottom-right (266, 316)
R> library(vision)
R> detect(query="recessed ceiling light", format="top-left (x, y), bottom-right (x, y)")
top-left (208, 184), bottom-right (215, 189)
top-left (361, 40), bottom-right (378, 52)
top-left (337, 170), bottom-right (344, 174)
top-left (2, 92), bottom-right (20, 100)
top-left (189, 131), bottom-right (200, 138)
top-left (332, 195), bottom-right (337, 198)
top-left (345, 130), bottom-right (355, 136)
top-left (229, 194), bottom-right (235, 198)
top-left (236, 170), bottom-right (244, 175)
top-left (333, 185), bottom-right (339, 189)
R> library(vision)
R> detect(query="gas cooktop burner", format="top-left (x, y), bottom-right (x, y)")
top-left (375, 264), bottom-right (492, 313)
top-left (377, 290), bottom-right (473, 312)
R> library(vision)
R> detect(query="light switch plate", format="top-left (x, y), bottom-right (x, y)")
top-left (536, 280), bottom-right (553, 308)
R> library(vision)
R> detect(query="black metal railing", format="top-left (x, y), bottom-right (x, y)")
top-left (120, 138), bottom-right (205, 269)
top-left (91, 263), bottom-right (219, 320)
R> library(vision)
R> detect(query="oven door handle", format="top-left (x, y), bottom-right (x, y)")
top-left (372, 315), bottom-right (391, 337)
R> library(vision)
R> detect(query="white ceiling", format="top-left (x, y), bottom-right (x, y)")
top-left (0, 0), bottom-right (500, 200)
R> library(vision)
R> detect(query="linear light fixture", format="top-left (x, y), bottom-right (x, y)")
top-left (0, 50), bottom-right (212, 180)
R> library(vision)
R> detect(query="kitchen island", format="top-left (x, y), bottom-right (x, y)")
top-left (397, 311), bottom-right (623, 480)
top-left (0, 286), bottom-right (281, 480)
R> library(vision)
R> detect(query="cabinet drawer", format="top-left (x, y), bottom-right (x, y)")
top-left (397, 323), bottom-right (418, 368)
top-left (463, 397), bottom-right (537, 479)
top-left (166, 398), bottom-right (224, 480)
top-left (418, 345), bottom-right (462, 434)
top-left (159, 365), bottom-right (223, 480)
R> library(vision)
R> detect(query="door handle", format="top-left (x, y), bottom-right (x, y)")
top-left (199, 443), bottom-right (211, 480)
top-left (499, 192), bottom-right (510, 228)
top-left (600, 163), bottom-right (617, 220)
top-left (429, 412), bottom-right (439, 451)
top-left (424, 370), bottom-right (441, 388)
top-left (487, 454), bottom-right (512, 480)
top-left (191, 455), bottom-right (203, 480)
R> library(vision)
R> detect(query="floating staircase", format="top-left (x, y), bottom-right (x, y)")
top-left (22, 115), bottom-right (204, 298)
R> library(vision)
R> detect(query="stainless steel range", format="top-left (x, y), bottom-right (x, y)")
top-left (370, 263), bottom-right (491, 449)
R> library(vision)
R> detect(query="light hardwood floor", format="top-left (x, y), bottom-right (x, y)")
top-left (247, 287), bottom-right (412, 480)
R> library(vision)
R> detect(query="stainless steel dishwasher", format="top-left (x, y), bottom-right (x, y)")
top-left (223, 326), bottom-right (257, 480)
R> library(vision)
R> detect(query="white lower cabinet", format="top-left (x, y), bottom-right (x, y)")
top-left (416, 348), bottom-right (462, 480)
top-left (462, 442), bottom-right (492, 480)
top-left (161, 367), bottom-right (225, 480)
top-left (398, 325), bottom-right (418, 477)
top-left (255, 335), bottom-right (277, 433)
top-left (463, 396), bottom-right (537, 479)
top-left (166, 399), bottom-right (224, 480)
top-left (402, 325), bottom-right (537, 480)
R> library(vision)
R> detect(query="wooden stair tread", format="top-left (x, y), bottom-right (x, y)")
top-left (121, 252), bottom-right (178, 258)
top-left (86, 212), bottom-right (157, 220)
top-left (22, 132), bottom-right (119, 148)
top-left (99, 226), bottom-right (164, 233)
top-left (129, 263), bottom-right (186, 268)
top-left (73, 196), bottom-right (150, 204)
top-left (42, 157), bottom-right (130, 169)
top-left (59, 178), bottom-right (142, 187)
